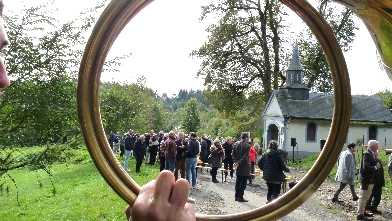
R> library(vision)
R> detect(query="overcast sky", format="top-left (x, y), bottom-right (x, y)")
top-left (6, 0), bottom-right (392, 97)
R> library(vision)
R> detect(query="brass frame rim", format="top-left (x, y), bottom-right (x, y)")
top-left (76, 0), bottom-right (351, 220)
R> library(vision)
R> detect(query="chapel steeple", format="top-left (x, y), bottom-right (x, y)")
top-left (286, 45), bottom-right (304, 85)
top-left (281, 45), bottom-right (310, 100)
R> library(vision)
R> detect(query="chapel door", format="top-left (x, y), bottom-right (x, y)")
top-left (267, 124), bottom-right (279, 144)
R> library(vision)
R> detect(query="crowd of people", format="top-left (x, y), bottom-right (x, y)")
top-left (332, 140), bottom-right (392, 220)
top-left (124, 132), bottom-right (291, 220)
top-left (121, 131), bottom-right (392, 221)
top-left (108, 130), bottom-right (266, 188)
top-left (113, 129), bottom-right (292, 218)
top-left (111, 128), bottom-right (296, 221)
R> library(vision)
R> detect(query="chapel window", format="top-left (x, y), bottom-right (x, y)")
top-left (369, 126), bottom-right (378, 140)
top-left (306, 122), bottom-right (317, 142)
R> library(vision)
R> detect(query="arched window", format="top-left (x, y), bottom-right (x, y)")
top-left (306, 122), bottom-right (317, 142)
top-left (369, 126), bottom-right (378, 140)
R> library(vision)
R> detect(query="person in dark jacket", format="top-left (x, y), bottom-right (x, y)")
top-left (109, 131), bottom-right (115, 150)
top-left (124, 129), bottom-right (136, 172)
top-left (365, 150), bottom-right (385, 215)
top-left (134, 135), bottom-right (146, 173)
top-left (175, 132), bottom-right (188, 180)
top-left (186, 132), bottom-right (199, 187)
top-left (119, 133), bottom-right (126, 157)
top-left (200, 136), bottom-right (208, 164)
top-left (222, 137), bottom-right (234, 180)
top-left (356, 140), bottom-right (381, 221)
top-left (149, 135), bottom-right (159, 165)
top-left (206, 136), bottom-right (212, 162)
top-left (232, 132), bottom-right (251, 202)
top-left (258, 140), bottom-right (290, 203)
top-left (209, 139), bottom-right (224, 183)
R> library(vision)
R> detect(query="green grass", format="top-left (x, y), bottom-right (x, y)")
top-left (329, 208), bottom-right (342, 214)
top-left (0, 148), bottom-right (160, 221)
top-left (287, 153), bottom-right (319, 171)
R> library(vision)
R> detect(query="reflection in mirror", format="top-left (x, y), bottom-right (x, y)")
top-left (334, 0), bottom-right (392, 81)
top-left (91, 2), bottom-right (388, 218)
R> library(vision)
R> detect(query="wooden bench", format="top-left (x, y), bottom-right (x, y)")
top-left (197, 156), bottom-right (203, 165)
top-left (282, 176), bottom-right (294, 193)
top-left (219, 168), bottom-right (230, 182)
top-left (195, 157), bottom-right (210, 174)
top-left (195, 165), bottom-right (203, 177)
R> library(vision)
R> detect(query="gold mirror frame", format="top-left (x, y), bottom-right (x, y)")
top-left (77, 0), bottom-right (351, 220)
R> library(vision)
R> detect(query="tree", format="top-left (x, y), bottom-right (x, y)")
top-left (299, 0), bottom-right (357, 93)
top-left (192, 0), bottom-right (288, 109)
top-left (168, 107), bottom-right (185, 132)
top-left (100, 76), bottom-right (168, 134)
top-left (182, 98), bottom-right (201, 133)
top-left (146, 102), bottom-right (167, 132)
top-left (0, 2), bottom-right (86, 146)
top-left (191, 0), bottom-right (357, 139)
top-left (193, 0), bottom-right (356, 102)
top-left (0, 1), bottom-right (132, 146)
top-left (190, 0), bottom-right (292, 141)
top-left (374, 90), bottom-right (392, 112)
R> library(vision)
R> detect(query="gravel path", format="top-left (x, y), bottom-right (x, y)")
top-left (189, 167), bottom-right (391, 221)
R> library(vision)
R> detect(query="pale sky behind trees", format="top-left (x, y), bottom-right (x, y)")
top-left (7, 0), bottom-right (392, 97)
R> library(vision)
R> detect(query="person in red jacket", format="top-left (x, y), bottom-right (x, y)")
top-left (248, 143), bottom-right (258, 185)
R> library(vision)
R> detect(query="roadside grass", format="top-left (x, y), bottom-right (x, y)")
top-left (0, 147), bottom-right (160, 221)
top-left (329, 208), bottom-right (342, 214)
top-left (287, 147), bottom-right (392, 198)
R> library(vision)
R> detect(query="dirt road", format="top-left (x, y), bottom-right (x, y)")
top-left (189, 168), bottom-right (391, 221)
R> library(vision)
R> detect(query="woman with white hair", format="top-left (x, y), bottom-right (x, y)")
top-left (209, 139), bottom-right (224, 183)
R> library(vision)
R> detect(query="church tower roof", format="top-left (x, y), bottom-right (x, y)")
top-left (281, 45), bottom-right (310, 100)
top-left (288, 45), bottom-right (303, 71)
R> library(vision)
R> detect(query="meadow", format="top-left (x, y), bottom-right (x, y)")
top-left (0, 147), bottom-right (160, 221)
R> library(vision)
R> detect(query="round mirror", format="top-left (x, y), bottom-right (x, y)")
top-left (77, 0), bottom-right (351, 220)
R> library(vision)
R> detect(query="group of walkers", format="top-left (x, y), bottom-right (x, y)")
top-left (332, 140), bottom-right (392, 220)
